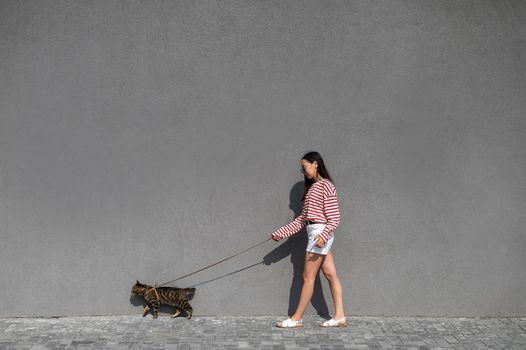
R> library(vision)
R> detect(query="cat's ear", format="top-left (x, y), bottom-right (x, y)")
top-left (136, 280), bottom-right (140, 285)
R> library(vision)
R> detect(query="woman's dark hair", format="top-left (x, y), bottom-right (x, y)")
top-left (301, 151), bottom-right (333, 200)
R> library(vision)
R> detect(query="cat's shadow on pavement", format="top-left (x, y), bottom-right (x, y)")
top-left (263, 181), bottom-right (330, 319)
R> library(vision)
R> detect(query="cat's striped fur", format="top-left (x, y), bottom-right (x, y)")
top-left (131, 281), bottom-right (195, 319)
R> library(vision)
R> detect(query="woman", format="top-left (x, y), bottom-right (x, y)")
top-left (271, 151), bottom-right (346, 328)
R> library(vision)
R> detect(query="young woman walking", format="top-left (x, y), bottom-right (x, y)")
top-left (271, 151), bottom-right (346, 328)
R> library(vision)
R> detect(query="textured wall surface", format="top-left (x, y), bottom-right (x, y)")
top-left (1, 0), bottom-right (525, 317)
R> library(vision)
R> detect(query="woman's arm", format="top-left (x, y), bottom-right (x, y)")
top-left (318, 183), bottom-right (340, 243)
top-left (271, 211), bottom-right (306, 240)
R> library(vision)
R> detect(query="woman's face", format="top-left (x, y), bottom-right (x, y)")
top-left (300, 159), bottom-right (318, 179)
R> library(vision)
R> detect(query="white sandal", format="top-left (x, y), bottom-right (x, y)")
top-left (320, 317), bottom-right (347, 327)
top-left (276, 318), bottom-right (304, 328)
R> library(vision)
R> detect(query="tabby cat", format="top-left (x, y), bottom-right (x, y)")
top-left (131, 281), bottom-right (195, 319)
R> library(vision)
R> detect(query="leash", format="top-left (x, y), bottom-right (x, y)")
top-left (145, 287), bottom-right (160, 302)
top-left (157, 237), bottom-right (272, 287)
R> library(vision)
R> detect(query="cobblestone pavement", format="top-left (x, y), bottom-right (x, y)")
top-left (0, 315), bottom-right (525, 349)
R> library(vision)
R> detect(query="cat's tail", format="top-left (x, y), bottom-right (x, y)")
top-left (184, 288), bottom-right (196, 296)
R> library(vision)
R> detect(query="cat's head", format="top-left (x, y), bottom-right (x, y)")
top-left (131, 280), bottom-right (148, 296)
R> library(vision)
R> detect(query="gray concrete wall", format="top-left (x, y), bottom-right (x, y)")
top-left (1, 0), bottom-right (525, 317)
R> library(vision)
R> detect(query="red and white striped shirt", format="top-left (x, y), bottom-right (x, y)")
top-left (272, 179), bottom-right (340, 242)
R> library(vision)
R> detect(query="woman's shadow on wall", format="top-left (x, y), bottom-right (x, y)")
top-left (263, 181), bottom-right (330, 318)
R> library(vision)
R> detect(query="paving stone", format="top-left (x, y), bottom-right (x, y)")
top-left (0, 316), bottom-right (525, 349)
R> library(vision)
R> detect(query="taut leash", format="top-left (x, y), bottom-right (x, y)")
top-left (157, 237), bottom-right (271, 287)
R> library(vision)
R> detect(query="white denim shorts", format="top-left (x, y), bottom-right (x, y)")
top-left (306, 223), bottom-right (334, 256)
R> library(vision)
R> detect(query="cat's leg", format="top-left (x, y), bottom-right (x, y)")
top-left (142, 304), bottom-right (151, 317)
top-left (152, 301), bottom-right (160, 319)
top-left (171, 308), bottom-right (182, 318)
top-left (184, 305), bottom-right (193, 319)
top-left (178, 299), bottom-right (193, 319)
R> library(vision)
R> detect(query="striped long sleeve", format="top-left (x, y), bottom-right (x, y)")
top-left (318, 181), bottom-right (340, 242)
top-left (272, 179), bottom-right (340, 241)
top-left (271, 211), bottom-right (306, 239)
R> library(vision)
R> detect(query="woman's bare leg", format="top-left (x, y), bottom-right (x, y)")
top-left (290, 252), bottom-right (325, 321)
top-left (321, 251), bottom-right (345, 319)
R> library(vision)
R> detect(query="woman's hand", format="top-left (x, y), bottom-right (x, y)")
top-left (315, 235), bottom-right (326, 248)
top-left (271, 234), bottom-right (281, 241)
